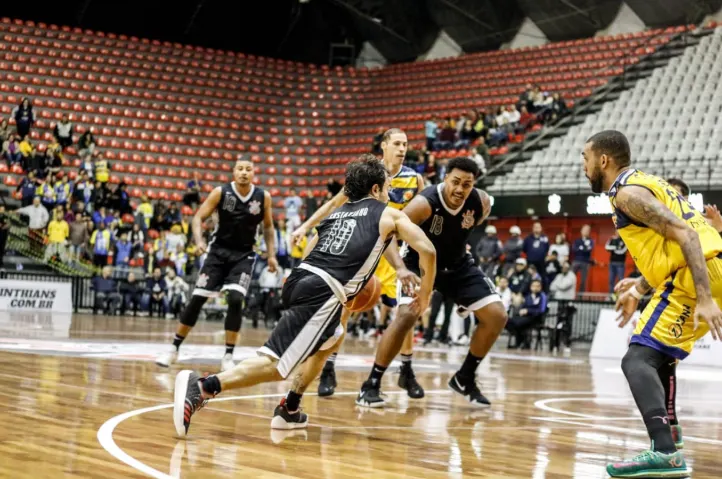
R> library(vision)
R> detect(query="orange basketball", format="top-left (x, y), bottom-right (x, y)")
top-left (346, 275), bottom-right (381, 312)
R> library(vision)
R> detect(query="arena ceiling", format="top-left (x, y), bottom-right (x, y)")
top-left (3, 0), bottom-right (720, 65)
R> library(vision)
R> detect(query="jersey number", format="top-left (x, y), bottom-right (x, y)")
top-left (665, 188), bottom-right (695, 220)
top-left (319, 219), bottom-right (356, 255)
top-left (222, 194), bottom-right (237, 212)
top-left (430, 215), bottom-right (444, 235)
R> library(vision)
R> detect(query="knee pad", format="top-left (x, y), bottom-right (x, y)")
top-left (224, 290), bottom-right (245, 332)
top-left (179, 295), bottom-right (208, 327)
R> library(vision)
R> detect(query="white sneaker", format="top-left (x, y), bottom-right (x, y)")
top-left (455, 335), bottom-right (470, 346)
top-left (220, 353), bottom-right (235, 371)
top-left (156, 347), bottom-right (178, 368)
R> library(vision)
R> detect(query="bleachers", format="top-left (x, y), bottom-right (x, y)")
top-left (0, 17), bottom-right (686, 211)
top-left (488, 25), bottom-right (722, 196)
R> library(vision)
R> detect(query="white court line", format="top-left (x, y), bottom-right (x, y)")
top-left (533, 397), bottom-right (722, 445)
top-left (97, 390), bottom-right (451, 479)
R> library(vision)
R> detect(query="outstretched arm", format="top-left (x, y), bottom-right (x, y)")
top-left (291, 190), bottom-right (348, 245)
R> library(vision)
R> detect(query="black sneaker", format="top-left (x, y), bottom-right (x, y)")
top-left (355, 379), bottom-right (386, 408)
top-left (173, 370), bottom-right (210, 437)
top-left (270, 398), bottom-right (309, 430)
top-left (318, 366), bottom-right (337, 397)
top-left (448, 373), bottom-right (491, 408)
top-left (398, 363), bottom-right (425, 399)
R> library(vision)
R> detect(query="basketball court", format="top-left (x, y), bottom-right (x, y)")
top-left (0, 312), bottom-right (720, 478)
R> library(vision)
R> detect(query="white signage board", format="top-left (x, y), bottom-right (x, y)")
top-left (0, 280), bottom-right (72, 313)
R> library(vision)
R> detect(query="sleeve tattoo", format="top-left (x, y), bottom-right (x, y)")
top-left (619, 187), bottom-right (712, 300)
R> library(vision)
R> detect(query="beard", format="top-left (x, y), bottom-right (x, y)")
top-left (588, 169), bottom-right (604, 194)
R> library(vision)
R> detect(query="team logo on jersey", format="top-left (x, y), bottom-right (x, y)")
top-left (248, 200), bottom-right (262, 215)
top-left (196, 273), bottom-right (209, 288)
top-left (403, 190), bottom-right (414, 202)
top-left (461, 210), bottom-right (475, 229)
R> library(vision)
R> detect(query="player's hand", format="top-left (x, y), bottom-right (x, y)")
top-left (694, 298), bottom-right (722, 340)
top-left (195, 238), bottom-right (208, 254)
top-left (290, 225), bottom-right (307, 246)
top-left (614, 277), bottom-right (638, 295)
top-left (704, 204), bottom-right (722, 233)
top-left (267, 256), bottom-right (279, 273)
top-left (614, 290), bottom-right (639, 328)
top-left (408, 289), bottom-right (431, 317)
top-left (396, 267), bottom-right (421, 297)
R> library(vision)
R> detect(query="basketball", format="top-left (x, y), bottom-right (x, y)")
top-left (345, 275), bottom-right (381, 312)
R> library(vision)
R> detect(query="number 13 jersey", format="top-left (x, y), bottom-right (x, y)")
top-left (303, 198), bottom-right (392, 300)
top-left (609, 169), bottom-right (722, 288)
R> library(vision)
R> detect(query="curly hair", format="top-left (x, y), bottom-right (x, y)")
top-left (344, 154), bottom-right (387, 202)
top-left (586, 130), bottom-right (631, 167)
top-left (447, 156), bottom-right (481, 178)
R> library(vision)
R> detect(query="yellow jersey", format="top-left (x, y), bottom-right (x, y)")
top-left (95, 159), bottom-right (109, 182)
top-left (609, 169), bottom-right (722, 288)
top-left (47, 219), bottom-right (69, 244)
top-left (387, 165), bottom-right (420, 210)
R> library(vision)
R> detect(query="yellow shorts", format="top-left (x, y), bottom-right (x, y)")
top-left (374, 255), bottom-right (398, 307)
top-left (632, 255), bottom-right (722, 359)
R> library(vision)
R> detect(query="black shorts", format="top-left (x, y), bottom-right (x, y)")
top-left (192, 246), bottom-right (256, 298)
top-left (401, 256), bottom-right (501, 312)
top-left (258, 269), bottom-right (344, 378)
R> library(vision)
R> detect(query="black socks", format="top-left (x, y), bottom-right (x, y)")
top-left (172, 334), bottom-right (185, 351)
top-left (225, 343), bottom-right (235, 356)
top-left (200, 375), bottom-right (222, 396)
top-left (367, 363), bottom-right (388, 385)
top-left (458, 351), bottom-right (483, 381)
top-left (285, 391), bottom-right (303, 412)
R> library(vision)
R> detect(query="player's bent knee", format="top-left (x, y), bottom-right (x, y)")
top-left (224, 290), bottom-right (244, 332)
top-left (396, 306), bottom-right (419, 331)
top-left (319, 324), bottom-right (345, 351)
top-left (179, 295), bottom-right (208, 327)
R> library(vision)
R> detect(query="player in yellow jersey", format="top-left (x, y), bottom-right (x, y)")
top-left (290, 128), bottom-right (427, 399)
top-left (582, 130), bottom-right (722, 479)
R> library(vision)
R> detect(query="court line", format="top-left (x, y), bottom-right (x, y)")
top-left (533, 397), bottom-right (722, 445)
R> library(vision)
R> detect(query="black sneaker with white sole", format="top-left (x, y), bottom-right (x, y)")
top-left (318, 366), bottom-right (337, 397)
top-left (355, 379), bottom-right (386, 408)
top-left (270, 399), bottom-right (309, 430)
top-left (398, 363), bottom-right (425, 399)
top-left (448, 373), bottom-right (491, 408)
top-left (173, 370), bottom-right (209, 437)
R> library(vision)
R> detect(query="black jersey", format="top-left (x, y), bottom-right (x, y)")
top-left (405, 184), bottom-right (484, 271)
top-left (304, 197), bottom-right (391, 299)
top-left (208, 183), bottom-right (266, 252)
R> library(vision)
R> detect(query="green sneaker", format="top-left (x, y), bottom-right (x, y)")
top-left (606, 448), bottom-right (688, 478)
top-left (671, 425), bottom-right (684, 450)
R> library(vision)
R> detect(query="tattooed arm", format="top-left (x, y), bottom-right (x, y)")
top-left (616, 185), bottom-right (712, 301)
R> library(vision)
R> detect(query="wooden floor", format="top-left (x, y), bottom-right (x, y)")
top-left (1, 313), bottom-right (721, 478)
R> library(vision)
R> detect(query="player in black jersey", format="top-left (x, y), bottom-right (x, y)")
top-left (356, 157), bottom-right (508, 408)
top-left (172, 155), bottom-right (436, 436)
top-left (155, 157), bottom-right (278, 371)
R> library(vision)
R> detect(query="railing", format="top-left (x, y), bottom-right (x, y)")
top-left (545, 298), bottom-right (612, 342)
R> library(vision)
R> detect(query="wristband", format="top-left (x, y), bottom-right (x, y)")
top-left (629, 286), bottom-right (643, 300)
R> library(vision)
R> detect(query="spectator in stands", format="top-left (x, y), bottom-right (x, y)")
top-left (423, 290), bottom-right (455, 345)
top-left (424, 154), bottom-right (438, 184)
top-left (549, 261), bottom-right (577, 300)
top-left (137, 194), bottom-right (153, 229)
top-left (170, 243), bottom-right (188, 276)
top-left (0, 204), bottom-right (8, 268)
top-left (571, 224), bottom-right (594, 292)
top-left (93, 181), bottom-right (109, 210)
top-left (19, 136), bottom-right (35, 172)
top-left (523, 222), bottom-right (550, 283)
top-left (44, 208), bottom-right (69, 264)
top-left (508, 258), bottom-right (532, 296)
top-left (544, 250), bottom-right (561, 286)
top-left (289, 231), bottom-right (309, 268)
top-left (17, 196), bottom-right (49, 231)
top-left (284, 188), bottom-right (302, 232)
top-left (304, 189), bottom-right (319, 220)
top-left (92, 206), bottom-right (111, 229)
top-left (164, 203), bottom-right (181, 226)
top-left (183, 171), bottom-right (202, 207)
top-left (145, 267), bottom-right (168, 317)
top-left (114, 232), bottom-right (132, 266)
top-left (518, 106), bottom-right (536, 132)
top-left (435, 120), bottom-right (456, 150)
top-left (11, 98), bottom-right (35, 138)
top-left (69, 212), bottom-right (88, 260)
top-left (518, 83), bottom-right (533, 111)
top-left (496, 276), bottom-right (512, 312)
top-left (3, 134), bottom-right (21, 166)
top-left (455, 122), bottom-right (475, 150)
top-left (42, 143), bottom-right (63, 179)
top-left (90, 221), bottom-right (112, 267)
top-left (550, 93), bottom-right (568, 122)
top-left (120, 272), bottom-right (143, 316)
top-left (93, 153), bottom-right (109, 185)
top-left (92, 266), bottom-right (120, 315)
top-left (506, 104), bottom-right (521, 129)
top-left (605, 231), bottom-right (628, 294)
top-left (425, 117), bottom-right (438, 151)
top-left (165, 268), bottom-right (189, 318)
top-left (275, 218), bottom-right (290, 269)
top-left (52, 115), bottom-right (74, 149)
top-left (166, 224), bottom-right (186, 252)
top-left (502, 225), bottom-right (524, 276)
top-left (477, 225), bottom-right (503, 277)
top-left (506, 279), bottom-right (547, 349)
top-left (473, 136), bottom-right (490, 171)
top-left (78, 128), bottom-right (96, 161)
top-left (549, 232), bottom-right (569, 263)
top-left (17, 172), bottom-right (37, 207)
top-left (0, 120), bottom-right (9, 145)
top-left (54, 173), bottom-right (71, 209)
top-left (72, 170), bottom-right (93, 209)
top-left (129, 223), bottom-right (144, 256)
